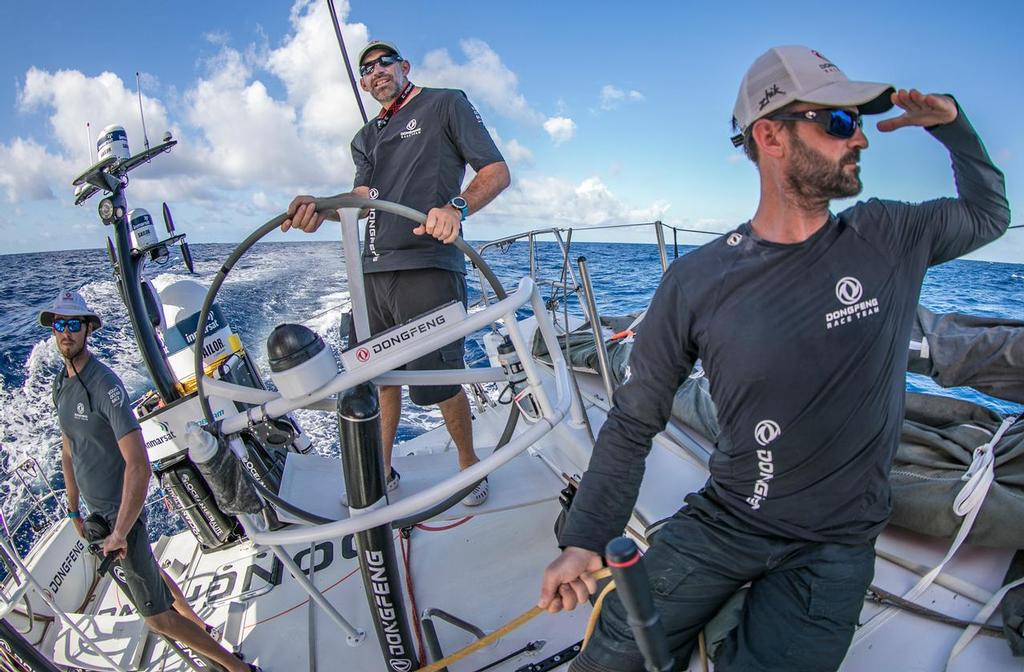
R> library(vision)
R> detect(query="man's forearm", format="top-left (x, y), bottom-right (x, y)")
top-left (61, 452), bottom-right (80, 512)
top-left (112, 462), bottom-right (150, 537)
top-left (462, 162), bottom-right (510, 215)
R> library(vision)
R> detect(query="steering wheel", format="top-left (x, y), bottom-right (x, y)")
top-left (193, 195), bottom-right (508, 428)
top-left (189, 195), bottom-right (566, 529)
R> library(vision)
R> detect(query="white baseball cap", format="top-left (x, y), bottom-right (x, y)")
top-left (731, 46), bottom-right (894, 145)
top-left (39, 289), bottom-right (102, 330)
top-left (357, 40), bottom-right (401, 65)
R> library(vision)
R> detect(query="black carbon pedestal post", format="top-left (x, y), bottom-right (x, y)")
top-left (605, 537), bottom-right (674, 672)
top-left (338, 382), bottom-right (416, 672)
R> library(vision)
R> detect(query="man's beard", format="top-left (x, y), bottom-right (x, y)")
top-left (58, 338), bottom-right (86, 362)
top-left (369, 74), bottom-right (401, 105)
top-left (784, 130), bottom-right (863, 210)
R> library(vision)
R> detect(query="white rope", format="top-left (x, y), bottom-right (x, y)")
top-left (854, 415), bottom-right (1017, 646)
top-left (944, 574), bottom-right (1024, 670)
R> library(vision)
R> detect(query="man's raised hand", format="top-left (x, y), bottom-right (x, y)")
top-left (876, 89), bottom-right (958, 133)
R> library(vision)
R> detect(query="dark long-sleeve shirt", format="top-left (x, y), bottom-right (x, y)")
top-left (559, 107), bottom-right (1011, 552)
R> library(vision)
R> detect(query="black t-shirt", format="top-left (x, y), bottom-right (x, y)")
top-left (559, 108), bottom-right (1011, 552)
top-left (351, 87), bottom-right (504, 274)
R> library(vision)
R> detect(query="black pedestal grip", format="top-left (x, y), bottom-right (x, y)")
top-left (605, 537), bottom-right (675, 672)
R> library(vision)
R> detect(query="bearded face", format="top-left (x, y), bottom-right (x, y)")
top-left (783, 127), bottom-right (863, 208)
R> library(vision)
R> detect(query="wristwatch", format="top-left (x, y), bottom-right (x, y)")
top-left (448, 196), bottom-right (469, 221)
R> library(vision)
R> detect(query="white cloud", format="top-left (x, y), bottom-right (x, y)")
top-left (543, 116), bottom-right (576, 145)
top-left (19, 67), bottom-right (174, 166)
top-left (417, 39), bottom-right (544, 124)
top-left (599, 85), bottom-right (644, 111)
top-left (487, 174), bottom-right (670, 228)
top-left (488, 126), bottom-right (533, 165)
top-left (0, 138), bottom-right (72, 202)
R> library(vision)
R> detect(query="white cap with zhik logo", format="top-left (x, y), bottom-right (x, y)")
top-left (731, 46), bottom-right (894, 145)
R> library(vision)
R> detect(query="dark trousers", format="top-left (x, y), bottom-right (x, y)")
top-left (572, 493), bottom-right (875, 672)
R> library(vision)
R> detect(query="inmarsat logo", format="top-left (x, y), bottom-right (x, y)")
top-left (754, 420), bottom-right (781, 447)
top-left (825, 276), bottom-right (880, 329)
top-left (835, 277), bottom-right (862, 305)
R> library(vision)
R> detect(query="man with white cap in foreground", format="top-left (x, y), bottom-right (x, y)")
top-left (538, 46), bottom-right (1010, 670)
top-left (42, 289), bottom-right (260, 672)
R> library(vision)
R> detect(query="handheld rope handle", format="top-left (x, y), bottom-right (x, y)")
top-left (414, 567), bottom-right (612, 672)
top-left (605, 537), bottom-right (675, 672)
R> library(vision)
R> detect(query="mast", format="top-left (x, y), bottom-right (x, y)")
top-left (325, 0), bottom-right (368, 125)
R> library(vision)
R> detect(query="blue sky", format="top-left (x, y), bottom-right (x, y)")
top-left (0, 0), bottom-right (1020, 261)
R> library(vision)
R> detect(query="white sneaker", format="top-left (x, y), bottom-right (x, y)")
top-left (461, 478), bottom-right (489, 507)
top-left (341, 469), bottom-right (400, 507)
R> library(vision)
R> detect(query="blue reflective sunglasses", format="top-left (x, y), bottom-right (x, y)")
top-left (52, 318), bottom-right (85, 333)
top-left (767, 108), bottom-right (863, 139)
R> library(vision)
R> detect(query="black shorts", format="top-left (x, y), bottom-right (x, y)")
top-left (352, 268), bottom-right (467, 406)
top-left (119, 518), bottom-right (174, 618)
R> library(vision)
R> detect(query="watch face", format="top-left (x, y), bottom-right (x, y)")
top-left (451, 197), bottom-right (468, 209)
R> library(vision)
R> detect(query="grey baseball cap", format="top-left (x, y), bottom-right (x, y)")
top-left (731, 46), bottom-right (894, 144)
top-left (357, 40), bottom-right (401, 65)
top-left (39, 289), bottom-right (102, 330)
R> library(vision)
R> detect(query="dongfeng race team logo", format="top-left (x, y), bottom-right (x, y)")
top-left (754, 419), bottom-right (781, 446)
top-left (356, 347), bottom-right (371, 363)
top-left (835, 276), bottom-right (863, 305)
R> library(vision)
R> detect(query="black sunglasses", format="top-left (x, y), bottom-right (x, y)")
top-left (53, 318), bottom-right (85, 333)
top-left (767, 108), bottom-right (863, 139)
top-left (359, 54), bottom-right (403, 77)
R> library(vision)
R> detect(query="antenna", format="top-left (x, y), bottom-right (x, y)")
top-left (136, 72), bottom-right (151, 153)
top-left (86, 122), bottom-right (94, 163)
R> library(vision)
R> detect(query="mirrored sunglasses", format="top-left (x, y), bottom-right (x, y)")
top-left (53, 318), bottom-right (85, 333)
top-left (359, 54), bottom-right (403, 77)
top-left (768, 108), bottom-right (863, 139)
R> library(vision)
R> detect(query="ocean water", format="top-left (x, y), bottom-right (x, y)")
top-left (1, 239), bottom-right (1022, 543)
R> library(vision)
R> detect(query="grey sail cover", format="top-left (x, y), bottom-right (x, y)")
top-left (908, 304), bottom-right (1024, 404)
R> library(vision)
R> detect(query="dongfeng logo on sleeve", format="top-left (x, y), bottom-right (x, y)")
top-left (824, 275), bottom-right (880, 330)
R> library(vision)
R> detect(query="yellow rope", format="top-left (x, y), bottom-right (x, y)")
top-left (415, 567), bottom-right (612, 672)
top-left (582, 577), bottom-right (617, 650)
